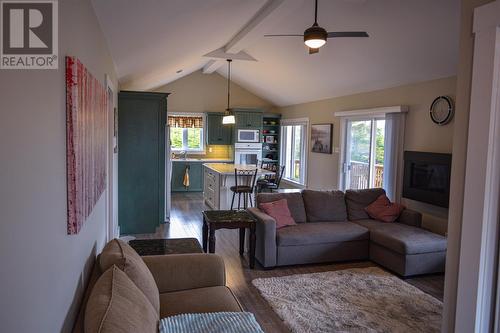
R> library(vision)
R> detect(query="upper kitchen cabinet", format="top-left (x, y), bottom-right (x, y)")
top-left (206, 112), bottom-right (232, 145)
top-left (234, 109), bottom-right (263, 129)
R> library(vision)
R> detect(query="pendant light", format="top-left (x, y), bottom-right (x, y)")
top-left (222, 59), bottom-right (235, 125)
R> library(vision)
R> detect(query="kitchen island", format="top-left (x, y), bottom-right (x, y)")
top-left (203, 163), bottom-right (274, 210)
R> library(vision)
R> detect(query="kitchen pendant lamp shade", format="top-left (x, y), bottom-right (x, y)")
top-left (222, 114), bottom-right (235, 124)
top-left (222, 59), bottom-right (236, 125)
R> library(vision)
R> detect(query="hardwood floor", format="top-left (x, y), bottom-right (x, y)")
top-left (135, 192), bottom-right (445, 333)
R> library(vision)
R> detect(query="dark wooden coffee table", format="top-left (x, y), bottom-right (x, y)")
top-left (202, 210), bottom-right (257, 268)
top-left (128, 238), bottom-right (203, 256)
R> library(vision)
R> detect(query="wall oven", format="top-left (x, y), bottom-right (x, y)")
top-left (234, 143), bottom-right (262, 165)
top-left (237, 129), bottom-right (260, 143)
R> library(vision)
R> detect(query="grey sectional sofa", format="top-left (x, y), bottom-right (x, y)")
top-left (247, 188), bottom-right (447, 277)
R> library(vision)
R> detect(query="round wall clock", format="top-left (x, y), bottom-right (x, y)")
top-left (430, 96), bottom-right (454, 125)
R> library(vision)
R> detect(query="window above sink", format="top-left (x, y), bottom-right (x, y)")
top-left (169, 113), bottom-right (206, 153)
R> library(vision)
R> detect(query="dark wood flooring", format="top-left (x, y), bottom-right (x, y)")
top-left (135, 192), bottom-right (445, 333)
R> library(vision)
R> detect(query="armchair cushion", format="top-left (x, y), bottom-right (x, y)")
top-left (302, 190), bottom-right (347, 222)
top-left (159, 286), bottom-right (242, 317)
top-left (142, 254), bottom-right (225, 293)
top-left (85, 266), bottom-right (158, 333)
top-left (99, 239), bottom-right (159, 312)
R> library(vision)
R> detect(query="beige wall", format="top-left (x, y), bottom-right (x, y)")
top-left (154, 70), bottom-right (276, 113)
top-left (0, 1), bottom-right (117, 332)
top-left (279, 76), bottom-right (457, 234)
top-left (442, 0), bottom-right (495, 331)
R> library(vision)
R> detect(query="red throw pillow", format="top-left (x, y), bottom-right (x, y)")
top-left (259, 199), bottom-right (297, 229)
top-left (365, 194), bottom-right (404, 223)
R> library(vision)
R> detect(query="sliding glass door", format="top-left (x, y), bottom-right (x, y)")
top-left (343, 117), bottom-right (385, 190)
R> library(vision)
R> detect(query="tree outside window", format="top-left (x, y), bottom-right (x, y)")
top-left (169, 115), bottom-right (204, 152)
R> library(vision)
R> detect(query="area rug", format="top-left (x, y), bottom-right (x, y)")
top-left (252, 267), bottom-right (442, 333)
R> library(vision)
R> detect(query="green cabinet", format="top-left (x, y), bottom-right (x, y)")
top-left (206, 113), bottom-right (232, 145)
top-left (118, 91), bottom-right (168, 234)
top-left (171, 161), bottom-right (203, 192)
top-left (235, 111), bottom-right (262, 129)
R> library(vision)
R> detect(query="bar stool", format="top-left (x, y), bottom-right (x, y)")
top-left (230, 168), bottom-right (258, 210)
top-left (257, 165), bottom-right (285, 193)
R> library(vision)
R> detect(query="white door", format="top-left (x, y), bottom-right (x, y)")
top-left (343, 117), bottom-right (385, 190)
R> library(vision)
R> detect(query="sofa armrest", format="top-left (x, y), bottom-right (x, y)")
top-left (247, 207), bottom-right (277, 268)
top-left (142, 253), bottom-right (225, 293)
top-left (398, 209), bottom-right (422, 228)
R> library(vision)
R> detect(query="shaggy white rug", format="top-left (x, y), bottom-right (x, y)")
top-left (252, 267), bottom-right (442, 333)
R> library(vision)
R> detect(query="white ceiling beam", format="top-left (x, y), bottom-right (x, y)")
top-left (203, 0), bottom-right (302, 74)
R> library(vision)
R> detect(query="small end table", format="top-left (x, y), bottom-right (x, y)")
top-left (202, 210), bottom-right (257, 268)
top-left (128, 238), bottom-right (203, 256)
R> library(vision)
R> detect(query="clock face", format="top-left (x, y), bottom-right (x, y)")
top-left (430, 96), bottom-right (454, 125)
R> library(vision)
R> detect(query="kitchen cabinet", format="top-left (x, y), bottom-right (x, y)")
top-left (206, 113), bottom-right (232, 145)
top-left (171, 161), bottom-right (203, 192)
top-left (118, 91), bottom-right (168, 234)
top-left (234, 110), bottom-right (262, 129)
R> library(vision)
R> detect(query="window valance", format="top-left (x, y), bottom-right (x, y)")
top-left (168, 116), bottom-right (203, 128)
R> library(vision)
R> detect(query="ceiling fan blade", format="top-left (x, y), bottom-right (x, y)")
top-left (327, 31), bottom-right (369, 38)
top-left (264, 34), bottom-right (303, 37)
top-left (309, 47), bottom-right (319, 55)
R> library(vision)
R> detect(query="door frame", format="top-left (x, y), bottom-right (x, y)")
top-left (454, 2), bottom-right (500, 331)
top-left (105, 74), bottom-right (118, 241)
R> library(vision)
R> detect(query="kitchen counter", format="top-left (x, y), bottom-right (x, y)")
top-left (203, 163), bottom-right (274, 210)
top-left (172, 158), bottom-right (233, 163)
top-left (203, 163), bottom-right (273, 176)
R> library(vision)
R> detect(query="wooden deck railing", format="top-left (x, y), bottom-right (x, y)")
top-left (349, 161), bottom-right (383, 189)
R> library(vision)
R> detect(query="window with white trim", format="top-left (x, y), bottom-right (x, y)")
top-left (280, 118), bottom-right (308, 185)
top-left (168, 114), bottom-right (205, 152)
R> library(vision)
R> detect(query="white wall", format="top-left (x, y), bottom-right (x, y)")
top-left (0, 0), bottom-right (117, 332)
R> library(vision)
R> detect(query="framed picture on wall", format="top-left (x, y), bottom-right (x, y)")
top-left (311, 123), bottom-right (333, 154)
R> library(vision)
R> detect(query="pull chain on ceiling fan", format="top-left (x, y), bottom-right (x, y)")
top-left (265, 0), bottom-right (369, 54)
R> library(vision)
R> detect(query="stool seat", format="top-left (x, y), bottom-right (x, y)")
top-left (230, 185), bottom-right (253, 193)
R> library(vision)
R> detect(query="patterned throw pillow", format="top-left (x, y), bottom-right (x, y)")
top-left (365, 194), bottom-right (404, 223)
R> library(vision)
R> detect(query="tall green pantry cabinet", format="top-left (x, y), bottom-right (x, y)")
top-left (118, 91), bottom-right (169, 234)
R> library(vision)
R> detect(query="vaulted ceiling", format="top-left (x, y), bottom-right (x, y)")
top-left (92, 0), bottom-right (460, 106)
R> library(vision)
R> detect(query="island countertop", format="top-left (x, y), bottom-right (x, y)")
top-left (203, 163), bottom-right (274, 176)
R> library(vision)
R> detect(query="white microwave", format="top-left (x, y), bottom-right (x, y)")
top-left (237, 129), bottom-right (260, 143)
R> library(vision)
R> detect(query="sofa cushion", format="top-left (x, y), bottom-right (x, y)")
top-left (367, 223), bottom-right (447, 255)
top-left (365, 194), bottom-right (404, 223)
top-left (159, 286), bottom-right (242, 318)
top-left (302, 190), bottom-right (347, 222)
top-left (277, 222), bottom-right (369, 246)
top-left (99, 239), bottom-right (160, 313)
top-left (85, 266), bottom-right (158, 333)
top-left (257, 192), bottom-right (307, 223)
top-left (259, 199), bottom-right (296, 229)
top-left (345, 188), bottom-right (386, 220)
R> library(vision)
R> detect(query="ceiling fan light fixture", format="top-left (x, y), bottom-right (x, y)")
top-left (304, 25), bottom-right (327, 49)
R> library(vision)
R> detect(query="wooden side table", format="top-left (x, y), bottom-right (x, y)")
top-left (202, 210), bottom-right (257, 268)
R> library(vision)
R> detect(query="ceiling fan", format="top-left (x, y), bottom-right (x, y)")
top-left (264, 0), bottom-right (369, 54)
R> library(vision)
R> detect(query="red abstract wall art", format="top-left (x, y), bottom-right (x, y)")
top-left (66, 56), bottom-right (107, 235)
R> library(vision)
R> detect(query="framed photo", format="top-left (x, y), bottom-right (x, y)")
top-left (311, 123), bottom-right (333, 154)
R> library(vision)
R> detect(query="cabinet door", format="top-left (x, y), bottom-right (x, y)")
top-left (171, 162), bottom-right (187, 192)
top-left (118, 92), bottom-right (167, 234)
top-left (236, 112), bottom-right (262, 129)
top-left (188, 163), bottom-right (203, 191)
top-left (207, 113), bottom-right (232, 145)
